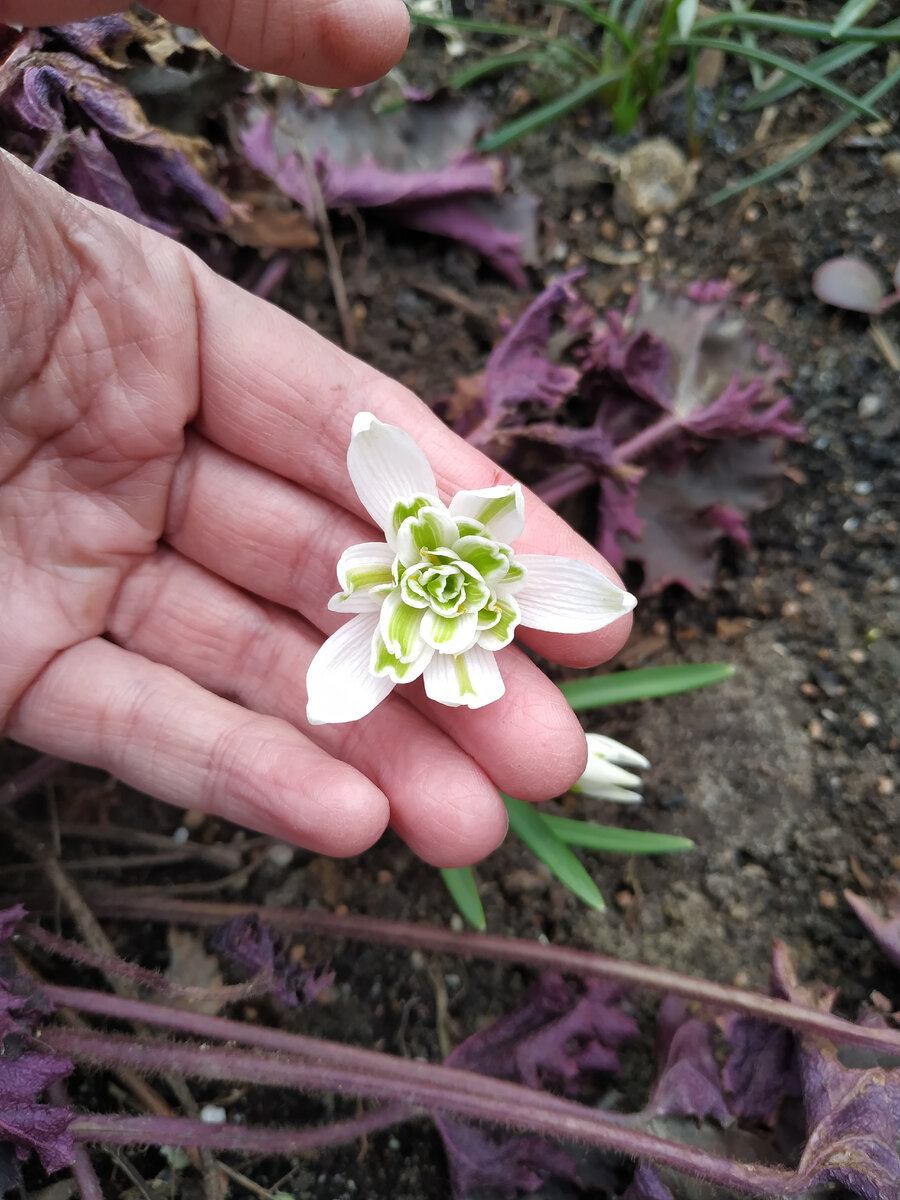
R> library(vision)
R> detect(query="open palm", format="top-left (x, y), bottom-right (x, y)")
top-left (0, 0), bottom-right (632, 868)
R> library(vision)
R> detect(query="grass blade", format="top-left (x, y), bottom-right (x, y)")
top-left (831, 0), bottom-right (880, 38)
top-left (449, 49), bottom-right (552, 90)
top-left (551, 0), bottom-right (636, 50)
top-left (692, 11), bottom-right (900, 42)
top-left (541, 815), bottom-right (694, 855)
top-left (478, 70), bottom-right (625, 152)
top-left (504, 796), bottom-right (606, 912)
top-left (440, 867), bottom-right (486, 931)
top-left (679, 35), bottom-right (881, 118)
top-left (740, 26), bottom-right (898, 112)
top-left (709, 60), bottom-right (900, 204)
top-left (558, 664), bottom-right (734, 710)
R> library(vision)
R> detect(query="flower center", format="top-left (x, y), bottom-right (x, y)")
top-left (399, 554), bottom-right (491, 618)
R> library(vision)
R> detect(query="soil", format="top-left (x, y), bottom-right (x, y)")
top-left (2, 4), bottom-right (899, 1199)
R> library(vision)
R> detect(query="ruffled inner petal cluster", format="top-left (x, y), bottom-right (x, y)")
top-left (306, 413), bottom-right (637, 726)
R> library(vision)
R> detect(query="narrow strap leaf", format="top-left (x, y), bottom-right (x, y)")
top-left (440, 867), bottom-right (486, 931)
top-left (558, 664), bottom-right (734, 710)
top-left (504, 796), bottom-right (606, 912)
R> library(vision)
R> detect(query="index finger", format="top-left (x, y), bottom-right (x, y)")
top-left (188, 259), bottom-right (633, 670)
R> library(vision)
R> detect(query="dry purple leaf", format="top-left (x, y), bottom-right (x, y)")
top-left (238, 89), bottom-right (536, 285)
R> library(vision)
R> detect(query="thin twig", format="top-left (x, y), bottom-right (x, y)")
top-left (81, 894), bottom-right (900, 1059)
top-left (0, 755), bottom-right (65, 808)
top-left (300, 157), bottom-right (356, 351)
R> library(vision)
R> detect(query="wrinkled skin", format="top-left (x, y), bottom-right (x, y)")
top-left (0, 0), bottom-right (632, 867)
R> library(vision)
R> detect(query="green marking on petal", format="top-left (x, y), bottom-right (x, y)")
top-left (381, 595), bottom-right (424, 662)
top-left (473, 488), bottom-right (518, 530)
top-left (343, 563), bottom-right (394, 593)
top-left (372, 633), bottom-right (427, 683)
top-left (454, 653), bottom-right (477, 699)
top-left (477, 606), bottom-right (502, 631)
top-left (454, 536), bottom-right (509, 582)
top-left (501, 559), bottom-right (527, 589)
top-left (391, 494), bottom-right (437, 538)
top-left (427, 613), bottom-right (462, 646)
top-left (454, 517), bottom-right (485, 538)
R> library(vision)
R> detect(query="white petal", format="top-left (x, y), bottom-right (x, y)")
top-left (514, 555), bottom-right (636, 634)
top-left (347, 413), bottom-right (438, 534)
top-left (581, 758), bottom-right (644, 792)
top-left (328, 590), bottom-right (384, 613)
top-left (585, 732), bottom-right (650, 770)
top-left (423, 643), bottom-right (505, 709)
top-left (572, 781), bottom-right (644, 804)
top-left (449, 483), bottom-right (525, 543)
top-left (305, 614), bottom-right (393, 725)
top-left (420, 608), bottom-right (479, 655)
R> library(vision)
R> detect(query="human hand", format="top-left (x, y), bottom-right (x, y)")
top-left (0, 0), bottom-right (632, 868)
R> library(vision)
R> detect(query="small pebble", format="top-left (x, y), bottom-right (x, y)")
top-left (172, 826), bottom-right (189, 846)
top-left (859, 710), bottom-right (880, 730)
top-left (881, 149), bottom-right (900, 180)
top-left (808, 719), bottom-right (824, 741)
top-left (848, 648), bottom-right (867, 664)
top-left (819, 890), bottom-right (837, 910)
top-left (376, 869), bottom-right (393, 885)
top-left (449, 914), bottom-right (464, 932)
top-left (858, 392), bottom-right (883, 418)
top-left (267, 842), bottom-right (294, 867)
top-left (877, 777), bottom-right (895, 797)
top-left (200, 1105), bottom-right (227, 1124)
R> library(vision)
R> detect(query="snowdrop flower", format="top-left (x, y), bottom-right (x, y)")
top-left (571, 733), bottom-right (650, 803)
top-left (306, 414), bottom-right (636, 724)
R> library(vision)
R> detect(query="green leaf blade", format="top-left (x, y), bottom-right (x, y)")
top-left (440, 866), bottom-right (486, 931)
top-left (558, 663), bottom-right (734, 710)
top-left (504, 796), bottom-right (606, 912)
top-left (831, 0), bottom-right (880, 38)
top-left (542, 814), bottom-right (694, 855)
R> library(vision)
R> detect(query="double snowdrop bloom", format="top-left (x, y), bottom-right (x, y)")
top-left (572, 734), bottom-right (650, 803)
top-left (305, 414), bottom-right (637, 724)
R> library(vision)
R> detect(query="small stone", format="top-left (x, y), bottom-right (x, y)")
top-left (615, 889), bottom-right (634, 909)
top-left (172, 825), bottom-right (189, 845)
top-left (819, 890), bottom-right (837, 909)
top-left (858, 392), bottom-right (884, 418)
top-left (877, 777), bottom-right (895, 796)
top-left (808, 719), bottom-right (824, 741)
top-left (882, 149), bottom-right (900, 180)
top-left (859, 710), bottom-right (880, 730)
top-left (267, 842), bottom-right (294, 867)
top-left (848, 648), bottom-right (867, 664)
top-left (376, 869), bottom-right (393, 885)
top-left (200, 1105), bottom-right (227, 1124)
top-left (797, 579), bottom-right (813, 595)
top-left (645, 214), bottom-right (668, 236)
top-left (781, 599), bottom-right (801, 618)
top-left (800, 682), bottom-right (819, 698)
top-left (449, 914), bottom-right (464, 932)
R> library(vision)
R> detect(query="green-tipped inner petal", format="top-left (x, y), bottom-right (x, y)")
top-left (391, 494), bottom-right (438, 538)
